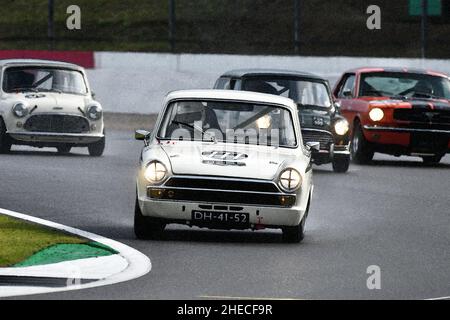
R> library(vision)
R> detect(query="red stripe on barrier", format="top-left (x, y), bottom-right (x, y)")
top-left (0, 50), bottom-right (95, 69)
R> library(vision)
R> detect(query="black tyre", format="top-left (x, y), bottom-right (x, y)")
top-left (351, 122), bottom-right (374, 164)
top-left (282, 202), bottom-right (310, 243)
top-left (88, 136), bottom-right (105, 157)
top-left (422, 154), bottom-right (443, 165)
top-left (332, 155), bottom-right (350, 173)
top-left (134, 198), bottom-right (165, 240)
top-left (56, 144), bottom-right (72, 154)
top-left (0, 118), bottom-right (12, 154)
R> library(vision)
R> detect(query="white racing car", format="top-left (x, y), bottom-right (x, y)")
top-left (0, 59), bottom-right (105, 156)
top-left (134, 90), bottom-right (317, 242)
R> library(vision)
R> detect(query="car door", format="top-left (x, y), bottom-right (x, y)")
top-left (334, 73), bottom-right (356, 123)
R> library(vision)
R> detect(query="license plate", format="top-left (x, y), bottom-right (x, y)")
top-left (191, 210), bottom-right (249, 226)
top-left (410, 133), bottom-right (448, 152)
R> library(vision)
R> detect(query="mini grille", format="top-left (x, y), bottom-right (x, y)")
top-left (24, 114), bottom-right (90, 133)
top-left (302, 130), bottom-right (333, 150)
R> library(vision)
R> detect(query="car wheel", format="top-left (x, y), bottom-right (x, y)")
top-left (351, 122), bottom-right (374, 164)
top-left (134, 197), bottom-right (165, 240)
top-left (282, 203), bottom-right (309, 243)
top-left (88, 135), bottom-right (105, 157)
top-left (422, 154), bottom-right (443, 165)
top-left (332, 155), bottom-right (350, 173)
top-left (0, 118), bottom-right (12, 154)
top-left (56, 144), bottom-right (72, 154)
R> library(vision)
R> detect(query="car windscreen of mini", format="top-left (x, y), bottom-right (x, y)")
top-left (157, 100), bottom-right (297, 148)
top-left (359, 72), bottom-right (450, 100)
top-left (242, 76), bottom-right (332, 108)
top-left (3, 66), bottom-right (88, 95)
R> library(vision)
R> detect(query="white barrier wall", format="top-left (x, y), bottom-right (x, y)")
top-left (87, 52), bottom-right (450, 114)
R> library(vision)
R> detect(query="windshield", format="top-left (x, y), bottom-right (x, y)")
top-left (242, 77), bottom-right (332, 108)
top-left (3, 66), bottom-right (88, 95)
top-left (157, 100), bottom-right (297, 148)
top-left (359, 72), bottom-right (450, 100)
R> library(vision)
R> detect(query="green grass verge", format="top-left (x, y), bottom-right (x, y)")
top-left (0, 214), bottom-right (87, 267)
top-left (14, 242), bottom-right (118, 267)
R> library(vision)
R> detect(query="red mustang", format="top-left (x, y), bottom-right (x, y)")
top-left (333, 67), bottom-right (450, 164)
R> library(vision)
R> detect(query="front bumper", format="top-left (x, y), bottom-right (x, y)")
top-left (8, 131), bottom-right (104, 144)
top-left (363, 125), bottom-right (450, 155)
top-left (363, 125), bottom-right (450, 135)
top-left (138, 196), bottom-right (305, 229)
top-left (311, 143), bottom-right (350, 165)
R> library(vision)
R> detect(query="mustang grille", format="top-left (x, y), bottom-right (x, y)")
top-left (393, 109), bottom-right (450, 126)
top-left (24, 115), bottom-right (90, 133)
top-left (301, 130), bottom-right (333, 150)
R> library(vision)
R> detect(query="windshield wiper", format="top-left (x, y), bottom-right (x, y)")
top-left (36, 88), bottom-right (62, 94)
top-left (390, 95), bottom-right (408, 100)
top-left (412, 92), bottom-right (439, 99)
top-left (171, 120), bottom-right (216, 142)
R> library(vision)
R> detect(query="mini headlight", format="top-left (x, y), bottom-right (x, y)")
top-left (12, 103), bottom-right (28, 118)
top-left (279, 168), bottom-right (302, 192)
top-left (369, 108), bottom-right (384, 122)
top-left (144, 161), bottom-right (167, 183)
top-left (334, 119), bottom-right (349, 136)
top-left (87, 105), bottom-right (102, 121)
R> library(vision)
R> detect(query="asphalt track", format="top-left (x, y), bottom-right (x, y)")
top-left (0, 129), bottom-right (449, 300)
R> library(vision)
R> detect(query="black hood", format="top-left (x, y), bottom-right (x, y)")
top-left (407, 98), bottom-right (450, 111)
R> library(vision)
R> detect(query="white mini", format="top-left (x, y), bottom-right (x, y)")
top-left (0, 59), bottom-right (105, 156)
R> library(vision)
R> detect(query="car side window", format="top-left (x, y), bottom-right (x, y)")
top-left (214, 77), bottom-right (230, 89)
top-left (338, 74), bottom-right (356, 98)
top-left (214, 77), bottom-right (239, 90)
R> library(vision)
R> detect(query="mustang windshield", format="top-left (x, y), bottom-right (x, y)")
top-left (242, 77), bottom-right (332, 108)
top-left (359, 72), bottom-right (450, 99)
top-left (3, 66), bottom-right (88, 95)
top-left (158, 100), bottom-right (297, 147)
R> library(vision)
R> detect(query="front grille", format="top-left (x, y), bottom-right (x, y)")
top-left (148, 187), bottom-right (296, 207)
top-left (24, 114), bottom-right (90, 133)
top-left (394, 109), bottom-right (450, 125)
top-left (302, 130), bottom-right (333, 150)
top-left (152, 176), bottom-right (295, 207)
top-left (165, 177), bottom-right (280, 193)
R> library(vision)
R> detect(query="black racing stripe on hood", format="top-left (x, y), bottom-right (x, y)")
top-left (409, 100), bottom-right (450, 110)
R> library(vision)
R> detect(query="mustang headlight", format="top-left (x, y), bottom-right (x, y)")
top-left (144, 161), bottom-right (167, 183)
top-left (87, 105), bottom-right (103, 120)
top-left (334, 119), bottom-right (349, 136)
top-left (369, 108), bottom-right (384, 122)
top-left (12, 103), bottom-right (28, 118)
top-left (279, 168), bottom-right (302, 192)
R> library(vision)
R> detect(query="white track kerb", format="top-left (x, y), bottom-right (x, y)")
top-left (0, 208), bottom-right (151, 298)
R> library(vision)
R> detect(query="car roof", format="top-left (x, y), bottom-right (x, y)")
top-left (0, 59), bottom-right (84, 71)
top-left (165, 89), bottom-right (297, 111)
top-left (220, 68), bottom-right (326, 81)
top-left (345, 67), bottom-right (448, 78)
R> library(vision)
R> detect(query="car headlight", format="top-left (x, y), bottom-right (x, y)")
top-left (279, 168), bottom-right (302, 192)
top-left (12, 103), bottom-right (28, 118)
top-left (369, 108), bottom-right (384, 122)
top-left (144, 161), bottom-right (167, 183)
top-left (334, 119), bottom-right (349, 136)
top-left (87, 105), bottom-right (102, 120)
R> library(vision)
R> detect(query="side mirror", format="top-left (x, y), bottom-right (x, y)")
top-left (91, 91), bottom-right (96, 99)
top-left (135, 129), bottom-right (151, 143)
top-left (342, 90), bottom-right (353, 98)
top-left (305, 141), bottom-right (320, 152)
top-left (334, 101), bottom-right (342, 110)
